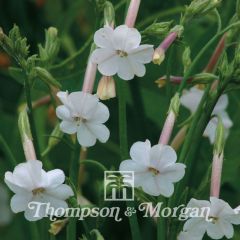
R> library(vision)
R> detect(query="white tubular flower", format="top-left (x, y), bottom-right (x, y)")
top-left (119, 140), bottom-right (186, 197)
top-left (0, 183), bottom-right (12, 225)
top-left (91, 25), bottom-right (154, 80)
top-left (4, 160), bottom-right (74, 221)
top-left (56, 91), bottom-right (110, 147)
top-left (180, 87), bottom-right (233, 144)
top-left (180, 197), bottom-right (240, 239)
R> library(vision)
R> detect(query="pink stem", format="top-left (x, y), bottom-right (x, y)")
top-left (159, 111), bottom-right (176, 145)
top-left (82, 60), bottom-right (97, 93)
top-left (210, 152), bottom-right (223, 198)
top-left (23, 138), bottom-right (37, 161)
top-left (156, 32), bottom-right (178, 52)
top-left (125, 0), bottom-right (141, 28)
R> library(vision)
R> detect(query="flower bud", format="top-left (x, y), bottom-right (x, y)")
top-left (97, 76), bottom-right (116, 100)
top-left (152, 48), bottom-right (165, 65)
top-left (42, 123), bottom-right (63, 157)
top-left (213, 117), bottom-right (225, 156)
top-left (104, 1), bottom-right (115, 27)
top-left (192, 73), bottom-right (218, 84)
top-left (169, 93), bottom-right (180, 116)
top-left (18, 109), bottom-right (32, 141)
top-left (0, 27), bottom-right (4, 41)
top-left (49, 219), bottom-right (68, 235)
top-left (182, 47), bottom-right (191, 73)
top-left (142, 21), bottom-right (172, 37)
top-left (18, 109), bottom-right (36, 161)
top-left (35, 67), bottom-right (61, 88)
top-left (38, 27), bottom-right (60, 63)
top-left (182, 0), bottom-right (221, 23)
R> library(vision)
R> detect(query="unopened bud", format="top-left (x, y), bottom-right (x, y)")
top-left (143, 21), bottom-right (172, 37)
top-left (104, 1), bottom-right (115, 27)
top-left (192, 73), bottom-right (218, 84)
top-left (182, 0), bottom-right (221, 23)
top-left (42, 123), bottom-right (63, 157)
top-left (152, 48), bottom-right (165, 65)
top-left (49, 219), bottom-right (68, 235)
top-left (97, 76), bottom-right (116, 100)
top-left (169, 93), bottom-right (180, 115)
top-left (214, 117), bottom-right (225, 156)
top-left (18, 109), bottom-right (32, 141)
top-left (182, 47), bottom-right (191, 73)
top-left (35, 67), bottom-right (61, 88)
top-left (18, 109), bottom-right (36, 161)
top-left (38, 27), bottom-right (60, 63)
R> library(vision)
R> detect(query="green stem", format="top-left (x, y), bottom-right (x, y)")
top-left (177, 21), bottom-right (240, 96)
top-left (80, 159), bottom-right (108, 172)
top-left (50, 35), bottom-right (92, 70)
top-left (67, 140), bottom-right (80, 240)
top-left (157, 196), bottom-right (166, 240)
top-left (117, 79), bottom-right (142, 240)
top-left (24, 77), bottom-right (41, 159)
top-left (116, 80), bottom-right (129, 160)
top-left (29, 222), bottom-right (40, 240)
top-left (0, 134), bottom-right (17, 167)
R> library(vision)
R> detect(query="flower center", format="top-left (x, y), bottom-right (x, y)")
top-left (32, 187), bottom-right (45, 195)
top-left (116, 50), bottom-right (128, 57)
top-left (73, 117), bottom-right (86, 126)
top-left (148, 167), bottom-right (160, 175)
top-left (209, 216), bottom-right (218, 224)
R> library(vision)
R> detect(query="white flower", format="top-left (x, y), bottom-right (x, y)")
top-left (56, 91), bottom-right (110, 147)
top-left (0, 183), bottom-right (12, 225)
top-left (180, 197), bottom-right (240, 239)
top-left (180, 87), bottom-right (233, 144)
top-left (119, 140), bottom-right (186, 197)
top-left (91, 25), bottom-right (154, 80)
top-left (4, 160), bottom-right (74, 221)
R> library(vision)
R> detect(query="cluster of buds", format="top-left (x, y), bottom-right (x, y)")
top-left (38, 27), bottom-right (60, 65)
top-left (142, 21), bottom-right (172, 38)
top-left (181, 0), bottom-right (221, 24)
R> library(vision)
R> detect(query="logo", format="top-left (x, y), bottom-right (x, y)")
top-left (104, 171), bottom-right (134, 201)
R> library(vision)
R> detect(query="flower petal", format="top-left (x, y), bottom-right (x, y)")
top-left (213, 94), bottom-right (228, 113)
top-left (94, 26), bottom-right (114, 48)
top-left (128, 45), bottom-right (154, 63)
top-left (4, 172), bottom-right (24, 194)
top-left (10, 193), bottom-right (32, 213)
top-left (60, 121), bottom-right (77, 134)
top-left (89, 102), bottom-right (110, 124)
top-left (154, 176), bottom-right (174, 197)
top-left (130, 140), bottom-right (151, 166)
top-left (117, 57), bottom-right (135, 80)
top-left (150, 144), bottom-right (177, 170)
top-left (180, 87), bottom-right (203, 113)
top-left (98, 55), bottom-right (119, 76)
top-left (86, 122), bottom-right (110, 143)
top-left (56, 105), bottom-right (71, 121)
top-left (141, 175), bottom-right (162, 196)
top-left (77, 123), bottom-right (97, 147)
top-left (113, 25), bottom-right (141, 51)
top-left (46, 169), bottom-right (65, 188)
top-left (160, 163), bottom-right (186, 182)
top-left (128, 58), bottom-right (146, 77)
top-left (45, 184), bottom-right (74, 200)
top-left (68, 92), bottom-right (99, 119)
